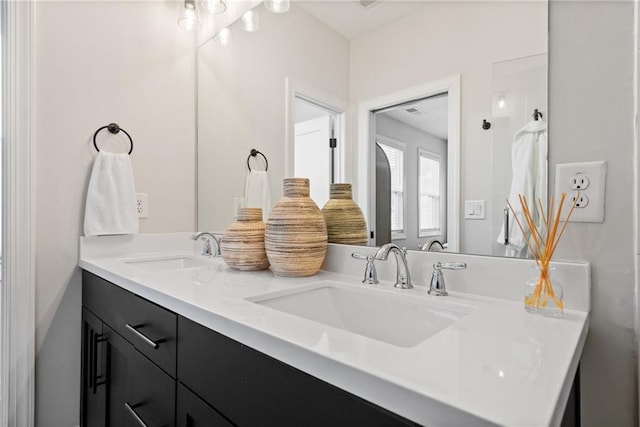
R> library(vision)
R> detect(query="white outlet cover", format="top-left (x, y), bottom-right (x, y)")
top-left (555, 161), bottom-right (607, 222)
top-left (136, 193), bottom-right (149, 219)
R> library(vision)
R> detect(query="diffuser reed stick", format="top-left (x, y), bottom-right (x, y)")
top-left (507, 193), bottom-right (578, 313)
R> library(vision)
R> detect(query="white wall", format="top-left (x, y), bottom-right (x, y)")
top-left (550, 1), bottom-right (636, 425)
top-left (349, 1), bottom-right (547, 255)
top-left (198, 3), bottom-right (349, 231)
top-left (34, 2), bottom-right (196, 425)
top-left (376, 114), bottom-right (447, 250)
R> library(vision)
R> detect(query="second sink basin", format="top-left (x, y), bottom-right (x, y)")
top-left (247, 281), bottom-right (472, 348)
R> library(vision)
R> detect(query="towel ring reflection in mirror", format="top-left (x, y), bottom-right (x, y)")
top-left (247, 149), bottom-right (269, 171)
top-left (93, 123), bottom-right (134, 155)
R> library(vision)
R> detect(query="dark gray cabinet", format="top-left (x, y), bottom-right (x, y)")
top-left (82, 271), bottom-right (177, 427)
top-left (81, 308), bottom-right (106, 427)
top-left (176, 383), bottom-right (233, 427)
top-left (81, 270), bottom-right (416, 427)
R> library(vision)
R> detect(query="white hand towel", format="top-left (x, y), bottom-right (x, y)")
top-left (84, 151), bottom-right (139, 237)
top-left (244, 170), bottom-right (271, 221)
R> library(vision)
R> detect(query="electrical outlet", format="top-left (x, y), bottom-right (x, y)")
top-left (136, 193), bottom-right (149, 219)
top-left (233, 197), bottom-right (245, 218)
top-left (569, 193), bottom-right (589, 208)
top-left (569, 173), bottom-right (590, 190)
top-left (555, 161), bottom-right (607, 222)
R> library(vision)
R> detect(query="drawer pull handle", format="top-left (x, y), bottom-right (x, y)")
top-left (125, 324), bottom-right (159, 349)
top-left (124, 402), bottom-right (148, 427)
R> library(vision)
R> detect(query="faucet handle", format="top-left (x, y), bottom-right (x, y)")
top-left (429, 261), bottom-right (466, 296)
top-left (351, 252), bottom-right (379, 285)
top-left (437, 261), bottom-right (467, 270)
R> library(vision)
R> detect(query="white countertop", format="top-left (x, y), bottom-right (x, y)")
top-left (79, 233), bottom-right (589, 427)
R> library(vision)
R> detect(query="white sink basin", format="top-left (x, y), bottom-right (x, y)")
top-left (120, 255), bottom-right (215, 272)
top-left (247, 281), bottom-right (472, 348)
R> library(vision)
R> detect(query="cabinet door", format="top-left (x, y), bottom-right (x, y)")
top-left (176, 383), bottom-right (234, 427)
top-left (104, 325), bottom-right (176, 427)
top-left (178, 316), bottom-right (415, 427)
top-left (81, 308), bottom-right (106, 427)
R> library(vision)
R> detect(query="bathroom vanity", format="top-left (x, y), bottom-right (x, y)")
top-left (79, 233), bottom-right (589, 426)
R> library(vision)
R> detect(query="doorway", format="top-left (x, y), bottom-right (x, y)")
top-left (285, 79), bottom-right (348, 209)
top-left (357, 75), bottom-right (461, 251)
top-left (372, 94), bottom-right (449, 249)
top-left (293, 96), bottom-right (341, 208)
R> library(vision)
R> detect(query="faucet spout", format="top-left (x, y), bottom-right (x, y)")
top-left (191, 231), bottom-right (221, 257)
top-left (374, 243), bottom-right (413, 289)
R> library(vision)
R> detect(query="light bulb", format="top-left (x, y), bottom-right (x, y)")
top-left (178, 1), bottom-right (202, 32)
top-left (203, 0), bottom-right (227, 14)
top-left (264, 0), bottom-right (290, 14)
top-left (241, 10), bottom-right (260, 32)
top-left (216, 27), bottom-right (232, 46)
top-left (497, 96), bottom-right (506, 110)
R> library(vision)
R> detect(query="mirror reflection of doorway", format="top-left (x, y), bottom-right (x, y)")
top-left (293, 95), bottom-right (342, 208)
top-left (372, 93), bottom-right (448, 249)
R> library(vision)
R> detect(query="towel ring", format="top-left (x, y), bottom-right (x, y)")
top-left (247, 149), bottom-right (268, 171)
top-left (93, 123), bottom-right (133, 155)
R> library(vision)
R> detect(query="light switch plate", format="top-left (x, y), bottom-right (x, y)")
top-left (555, 161), bottom-right (607, 222)
top-left (464, 200), bottom-right (486, 220)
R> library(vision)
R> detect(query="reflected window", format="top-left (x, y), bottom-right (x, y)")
top-left (419, 149), bottom-right (442, 236)
top-left (378, 141), bottom-right (405, 237)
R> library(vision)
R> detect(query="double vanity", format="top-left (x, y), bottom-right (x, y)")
top-left (79, 233), bottom-right (589, 426)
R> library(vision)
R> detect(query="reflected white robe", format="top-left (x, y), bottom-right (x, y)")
top-left (497, 120), bottom-right (547, 257)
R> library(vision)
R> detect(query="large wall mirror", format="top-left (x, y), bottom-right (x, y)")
top-left (197, 0), bottom-right (548, 258)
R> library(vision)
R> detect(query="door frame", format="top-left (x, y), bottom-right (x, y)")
top-left (285, 77), bottom-right (349, 182)
top-left (2, 0), bottom-right (36, 425)
top-left (357, 75), bottom-right (461, 251)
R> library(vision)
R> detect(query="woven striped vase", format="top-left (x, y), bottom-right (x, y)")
top-left (221, 208), bottom-right (269, 271)
top-left (265, 178), bottom-right (328, 277)
top-left (321, 183), bottom-right (368, 245)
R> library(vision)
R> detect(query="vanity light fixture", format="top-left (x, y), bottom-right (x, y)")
top-left (241, 10), bottom-right (260, 32)
top-left (264, 0), bottom-right (290, 14)
top-left (202, 0), bottom-right (227, 14)
top-left (216, 27), bottom-right (233, 46)
top-left (497, 96), bottom-right (506, 110)
top-left (178, 0), bottom-right (202, 32)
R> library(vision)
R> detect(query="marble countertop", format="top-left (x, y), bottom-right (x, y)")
top-left (79, 233), bottom-right (589, 427)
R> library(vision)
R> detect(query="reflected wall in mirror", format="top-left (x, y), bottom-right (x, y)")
top-left (197, 0), bottom-right (548, 257)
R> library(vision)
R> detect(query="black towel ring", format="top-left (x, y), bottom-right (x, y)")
top-left (247, 149), bottom-right (268, 171)
top-left (93, 123), bottom-right (133, 155)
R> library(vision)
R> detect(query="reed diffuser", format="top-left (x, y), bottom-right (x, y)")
top-left (507, 193), bottom-right (578, 315)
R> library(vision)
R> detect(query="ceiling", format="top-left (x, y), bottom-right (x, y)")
top-left (296, 0), bottom-right (425, 40)
top-left (380, 94), bottom-right (449, 140)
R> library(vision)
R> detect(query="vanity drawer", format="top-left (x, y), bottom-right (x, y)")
top-left (177, 316), bottom-right (415, 427)
top-left (82, 270), bottom-right (177, 377)
top-left (177, 382), bottom-right (234, 427)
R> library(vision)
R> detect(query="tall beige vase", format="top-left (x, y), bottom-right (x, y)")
top-left (265, 178), bottom-right (328, 277)
top-left (321, 183), bottom-right (368, 245)
top-left (221, 208), bottom-right (269, 271)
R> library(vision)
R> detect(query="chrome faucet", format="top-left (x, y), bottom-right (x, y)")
top-left (373, 243), bottom-right (413, 289)
top-left (418, 239), bottom-right (445, 252)
top-left (191, 231), bottom-right (221, 257)
top-left (428, 262), bottom-right (467, 296)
